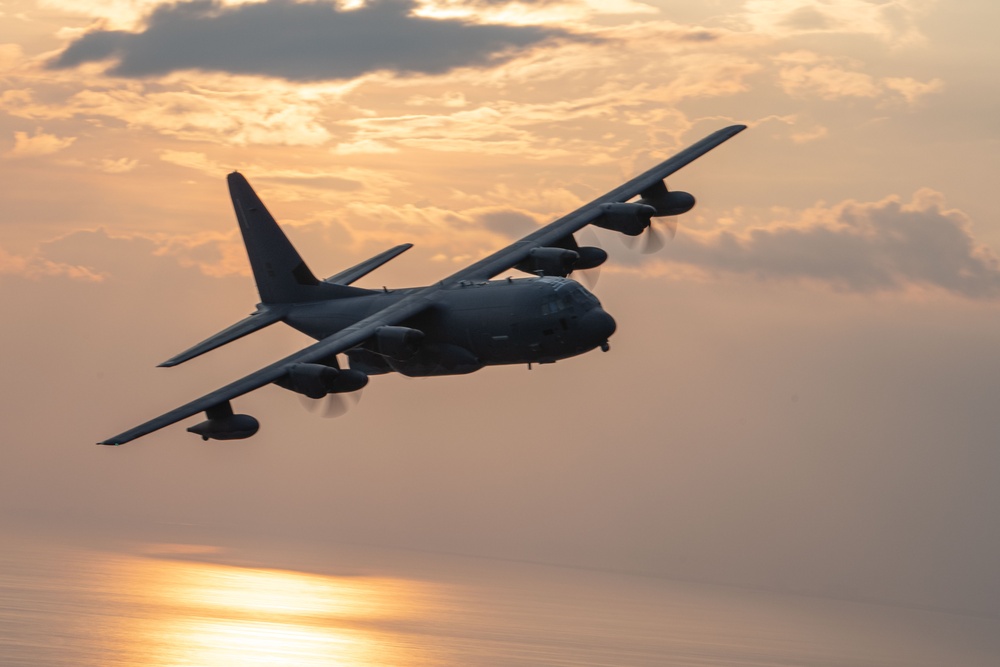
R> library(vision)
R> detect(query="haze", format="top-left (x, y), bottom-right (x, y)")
top-left (1, 0), bottom-right (999, 619)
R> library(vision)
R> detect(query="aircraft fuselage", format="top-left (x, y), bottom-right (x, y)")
top-left (283, 276), bottom-right (616, 377)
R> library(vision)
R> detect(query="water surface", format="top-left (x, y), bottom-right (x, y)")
top-left (2, 528), bottom-right (998, 666)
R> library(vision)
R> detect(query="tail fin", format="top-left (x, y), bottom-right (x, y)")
top-left (228, 172), bottom-right (370, 304)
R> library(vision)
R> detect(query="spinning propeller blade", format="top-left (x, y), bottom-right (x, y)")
top-left (623, 216), bottom-right (676, 254)
top-left (298, 391), bottom-right (362, 419)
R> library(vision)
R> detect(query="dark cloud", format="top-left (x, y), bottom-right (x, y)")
top-left (49, 0), bottom-right (580, 81)
top-left (670, 192), bottom-right (1000, 299)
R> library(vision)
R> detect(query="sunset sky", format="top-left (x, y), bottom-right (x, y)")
top-left (2, 0), bottom-right (1000, 616)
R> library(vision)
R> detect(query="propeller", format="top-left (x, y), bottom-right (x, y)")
top-left (578, 265), bottom-right (600, 290)
top-left (298, 389), bottom-right (362, 418)
top-left (575, 226), bottom-right (604, 288)
top-left (623, 216), bottom-right (677, 254)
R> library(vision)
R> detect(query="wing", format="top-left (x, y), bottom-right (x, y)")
top-left (99, 294), bottom-right (434, 445)
top-left (444, 124), bottom-right (746, 284)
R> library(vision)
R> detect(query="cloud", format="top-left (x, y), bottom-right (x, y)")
top-left (404, 91), bottom-right (468, 107)
top-left (338, 106), bottom-right (542, 155)
top-left (329, 75), bottom-right (747, 158)
top-left (0, 254), bottom-right (104, 282)
top-left (883, 76), bottom-right (945, 104)
top-left (667, 190), bottom-right (1000, 299)
top-left (774, 51), bottom-right (944, 105)
top-left (0, 240), bottom-right (105, 282)
top-left (40, 0), bottom-right (198, 30)
top-left (738, 0), bottom-right (934, 45)
top-left (0, 43), bottom-right (23, 71)
top-left (415, 0), bottom-right (657, 24)
top-left (330, 139), bottom-right (400, 155)
top-left (37, 227), bottom-right (250, 281)
top-left (158, 149), bottom-right (225, 173)
top-left (49, 0), bottom-right (582, 81)
top-left (776, 55), bottom-right (881, 100)
top-left (98, 157), bottom-right (139, 173)
top-left (789, 124), bottom-right (827, 143)
top-left (3, 83), bottom-right (337, 146)
top-left (473, 208), bottom-right (540, 238)
top-left (4, 129), bottom-right (76, 158)
top-left (157, 149), bottom-right (388, 196)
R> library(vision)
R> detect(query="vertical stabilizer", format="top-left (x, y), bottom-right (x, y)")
top-left (228, 172), bottom-right (369, 303)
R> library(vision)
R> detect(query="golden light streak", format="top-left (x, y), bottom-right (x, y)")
top-left (111, 548), bottom-right (437, 666)
top-left (414, 0), bottom-right (657, 26)
top-left (38, 0), bottom-right (271, 31)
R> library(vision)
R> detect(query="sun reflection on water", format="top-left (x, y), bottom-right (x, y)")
top-left (114, 546), bottom-right (434, 666)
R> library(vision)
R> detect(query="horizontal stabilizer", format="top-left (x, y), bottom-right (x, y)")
top-left (325, 244), bottom-right (413, 285)
top-left (158, 307), bottom-right (287, 367)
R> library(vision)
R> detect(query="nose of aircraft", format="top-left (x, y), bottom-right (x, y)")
top-left (578, 307), bottom-right (616, 345)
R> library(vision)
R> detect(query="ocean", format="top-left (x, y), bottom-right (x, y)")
top-left (1, 525), bottom-right (998, 666)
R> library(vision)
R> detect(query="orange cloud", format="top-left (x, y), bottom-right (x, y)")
top-left (0, 243), bottom-right (105, 281)
top-left (773, 51), bottom-right (944, 105)
top-left (739, 0), bottom-right (933, 45)
top-left (4, 129), bottom-right (76, 158)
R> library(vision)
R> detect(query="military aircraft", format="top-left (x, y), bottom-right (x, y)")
top-left (100, 124), bottom-right (745, 445)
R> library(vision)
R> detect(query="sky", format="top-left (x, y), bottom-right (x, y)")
top-left (2, 0), bottom-right (1000, 616)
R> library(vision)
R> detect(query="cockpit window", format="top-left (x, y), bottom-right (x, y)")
top-left (543, 280), bottom-right (597, 314)
top-left (572, 289), bottom-right (594, 305)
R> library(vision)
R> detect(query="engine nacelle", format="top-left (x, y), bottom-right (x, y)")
top-left (375, 325), bottom-right (425, 361)
top-left (593, 202), bottom-right (656, 236)
top-left (637, 187), bottom-right (695, 216)
top-left (575, 245), bottom-right (608, 270)
top-left (516, 247), bottom-right (579, 277)
top-left (327, 368), bottom-right (368, 393)
top-left (277, 363), bottom-right (369, 398)
top-left (187, 414), bottom-right (259, 441)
